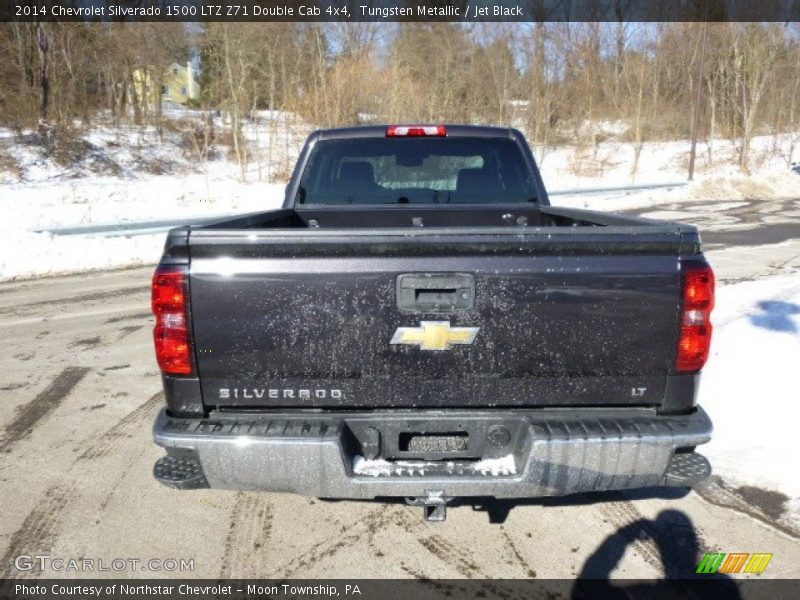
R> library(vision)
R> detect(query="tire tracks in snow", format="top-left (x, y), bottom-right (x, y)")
top-left (270, 505), bottom-right (404, 578)
top-left (78, 391), bottom-right (163, 460)
top-left (417, 533), bottom-right (487, 578)
top-left (0, 391), bottom-right (163, 574)
top-left (218, 492), bottom-right (276, 578)
top-left (0, 285), bottom-right (148, 317)
top-left (500, 525), bottom-right (538, 578)
top-left (598, 498), bottom-right (666, 574)
top-left (0, 367), bottom-right (90, 453)
top-left (412, 532), bottom-right (536, 600)
top-left (0, 483), bottom-right (79, 577)
top-left (78, 391), bottom-right (163, 514)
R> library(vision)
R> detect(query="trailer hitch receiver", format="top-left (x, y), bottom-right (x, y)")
top-left (406, 490), bottom-right (450, 522)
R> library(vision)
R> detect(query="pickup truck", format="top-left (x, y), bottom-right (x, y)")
top-left (151, 125), bottom-right (714, 521)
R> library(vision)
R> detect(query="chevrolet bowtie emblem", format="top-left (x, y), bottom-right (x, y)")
top-left (390, 321), bottom-right (479, 351)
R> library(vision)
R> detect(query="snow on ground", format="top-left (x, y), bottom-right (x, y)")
top-left (549, 170), bottom-right (800, 213)
top-left (699, 273), bottom-right (800, 526)
top-left (536, 128), bottom-right (799, 190)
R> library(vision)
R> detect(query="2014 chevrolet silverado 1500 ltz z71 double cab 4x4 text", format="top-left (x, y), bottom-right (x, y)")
top-left (151, 125), bottom-right (714, 521)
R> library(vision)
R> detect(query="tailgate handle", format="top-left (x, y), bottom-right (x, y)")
top-left (397, 273), bottom-right (475, 313)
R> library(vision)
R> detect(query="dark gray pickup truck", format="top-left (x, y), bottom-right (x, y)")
top-left (151, 125), bottom-right (714, 520)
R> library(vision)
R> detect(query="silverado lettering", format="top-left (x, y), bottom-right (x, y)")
top-left (219, 388), bottom-right (343, 400)
top-left (151, 125), bottom-right (715, 521)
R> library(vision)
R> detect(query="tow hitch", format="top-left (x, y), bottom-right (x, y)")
top-left (405, 490), bottom-right (451, 522)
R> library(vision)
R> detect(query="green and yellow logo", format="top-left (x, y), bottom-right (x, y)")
top-left (696, 552), bottom-right (773, 575)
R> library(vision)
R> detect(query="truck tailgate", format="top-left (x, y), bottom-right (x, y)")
top-left (187, 230), bottom-right (683, 409)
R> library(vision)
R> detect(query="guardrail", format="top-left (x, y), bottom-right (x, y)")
top-left (548, 181), bottom-right (687, 196)
top-left (37, 216), bottom-right (220, 238)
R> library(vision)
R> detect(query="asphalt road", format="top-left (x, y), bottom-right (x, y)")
top-left (1, 201), bottom-right (799, 583)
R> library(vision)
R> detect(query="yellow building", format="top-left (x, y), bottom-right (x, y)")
top-left (161, 62), bottom-right (198, 104)
top-left (132, 62), bottom-right (198, 108)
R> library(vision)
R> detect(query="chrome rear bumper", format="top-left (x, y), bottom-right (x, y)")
top-left (153, 407), bottom-right (712, 498)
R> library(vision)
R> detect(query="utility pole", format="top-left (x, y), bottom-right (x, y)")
top-left (688, 22), bottom-right (708, 181)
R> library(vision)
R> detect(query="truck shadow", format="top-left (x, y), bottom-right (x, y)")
top-left (351, 493), bottom-right (742, 593)
top-left (571, 508), bottom-right (742, 599)
top-left (469, 498), bottom-right (742, 595)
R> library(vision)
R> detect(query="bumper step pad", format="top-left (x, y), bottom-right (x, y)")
top-left (664, 451), bottom-right (711, 487)
top-left (154, 450), bottom-right (208, 490)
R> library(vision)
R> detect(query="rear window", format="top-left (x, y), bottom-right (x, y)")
top-left (295, 137), bottom-right (537, 205)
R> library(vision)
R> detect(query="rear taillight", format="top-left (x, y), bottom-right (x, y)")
top-left (386, 125), bottom-right (446, 137)
top-left (677, 264), bottom-right (715, 373)
top-left (152, 267), bottom-right (193, 375)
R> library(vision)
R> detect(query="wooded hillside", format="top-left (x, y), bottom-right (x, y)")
top-left (1, 22), bottom-right (798, 173)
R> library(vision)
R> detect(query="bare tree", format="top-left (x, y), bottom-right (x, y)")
top-left (731, 24), bottom-right (783, 171)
